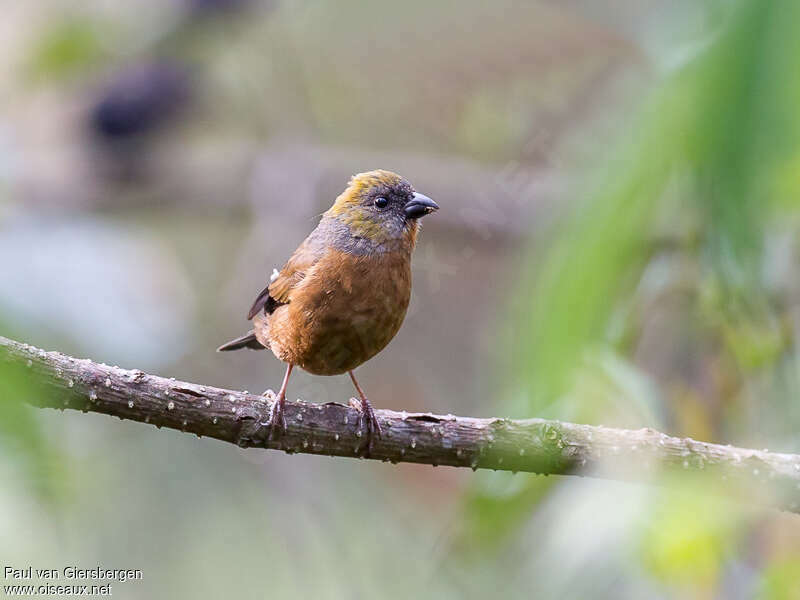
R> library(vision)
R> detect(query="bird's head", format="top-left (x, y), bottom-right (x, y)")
top-left (323, 170), bottom-right (439, 251)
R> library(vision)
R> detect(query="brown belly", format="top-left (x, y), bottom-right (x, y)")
top-left (258, 250), bottom-right (412, 375)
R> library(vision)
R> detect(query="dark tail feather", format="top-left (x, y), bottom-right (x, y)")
top-left (247, 284), bottom-right (272, 320)
top-left (216, 331), bottom-right (265, 352)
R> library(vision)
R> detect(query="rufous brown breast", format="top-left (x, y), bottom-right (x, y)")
top-left (254, 248), bottom-right (412, 375)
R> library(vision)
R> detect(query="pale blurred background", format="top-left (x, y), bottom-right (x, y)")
top-left (2, 1), bottom-right (800, 598)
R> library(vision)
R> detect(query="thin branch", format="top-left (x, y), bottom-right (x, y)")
top-left (2, 335), bottom-right (800, 512)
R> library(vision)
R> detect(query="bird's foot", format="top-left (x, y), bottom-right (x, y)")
top-left (261, 390), bottom-right (287, 441)
top-left (349, 396), bottom-right (382, 457)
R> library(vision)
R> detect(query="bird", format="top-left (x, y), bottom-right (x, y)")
top-left (218, 169), bottom-right (439, 451)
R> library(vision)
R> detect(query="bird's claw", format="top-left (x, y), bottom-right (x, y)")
top-left (350, 397), bottom-right (382, 457)
top-left (260, 390), bottom-right (287, 441)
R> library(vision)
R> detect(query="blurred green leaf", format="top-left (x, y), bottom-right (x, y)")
top-left (637, 482), bottom-right (744, 589)
top-left (758, 556), bottom-right (800, 600)
top-left (26, 18), bottom-right (107, 82)
top-left (0, 327), bottom-right (67, 505)
top-left (455, 472), bottom-right (553, 552)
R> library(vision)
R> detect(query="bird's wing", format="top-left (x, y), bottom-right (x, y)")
top-left (246, 235), bottom-right (321, 320)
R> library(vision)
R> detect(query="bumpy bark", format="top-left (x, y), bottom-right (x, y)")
top-left (2, 335), bottom-right (799, 513)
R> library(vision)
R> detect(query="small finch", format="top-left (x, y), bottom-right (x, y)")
top-left (218, 170), bottom-right (439, 449)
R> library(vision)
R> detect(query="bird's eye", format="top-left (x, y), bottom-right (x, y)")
top-left (374, 197), bottom-right (388, 209)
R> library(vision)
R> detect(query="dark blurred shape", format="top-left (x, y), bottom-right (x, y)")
top-left (90, 61), bottom-right (191, 140)
top-left (185, 0), bottom-right (258, 17)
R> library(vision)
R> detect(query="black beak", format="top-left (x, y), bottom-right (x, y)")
top-left (404, 192), bottom-right (440, 219)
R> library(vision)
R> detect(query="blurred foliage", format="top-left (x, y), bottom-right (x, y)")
top-left (506, 0), bottom-right (800, 420)
top-left (0, 325), bottom-right (66, 504)
top-left (758, 555), bottom-right (800, 600)
top-left (25, 18), bottom-right (108, 82)
top-left (3, 0), bottom-right (800, 597)
top-left (636, 480), bottom-right (744, 589)
top-left (460, 0), bottom-right (800, 593)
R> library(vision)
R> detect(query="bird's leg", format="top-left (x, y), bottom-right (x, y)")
top-left (262, 363), bottom-right (293, 440)
top-left (348, 370), bottom-right (382, 455)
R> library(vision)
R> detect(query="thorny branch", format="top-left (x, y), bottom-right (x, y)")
top-left (2, 335), bottom-right (800, 513)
